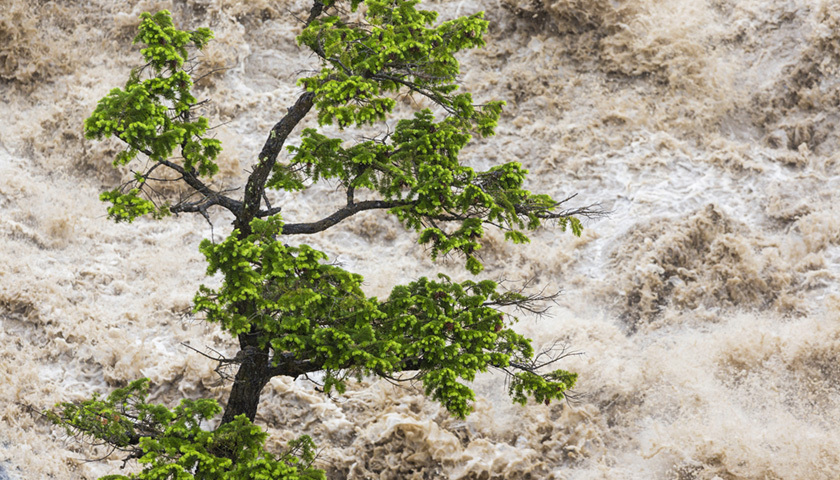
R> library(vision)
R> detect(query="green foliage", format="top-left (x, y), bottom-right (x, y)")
top-left (194, 217), bottom-right (390, 392)
top-left (274, 0), bottom-right (580, 273)
top-left (296, 0), bottom-right (491, 129)
top-left (49, 379), bottom-right (324, 480)
top-left (378, 273), bottom-right (567, 417)
top-left (509, 370), bottom-right (578, 407)
top-left (100, 188), bottom-right (169, 222)
top-left (84, 10), bottom-right (220, 221)
top-left (277, 107), bottom-right (575, 274)
top-left (195, 217), bottom-right (574, 418)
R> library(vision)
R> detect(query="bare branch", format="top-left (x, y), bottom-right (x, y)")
top-left (282, 199), bottom-right (408, 234)
top-left (156, 158), bottom-right (244, 215)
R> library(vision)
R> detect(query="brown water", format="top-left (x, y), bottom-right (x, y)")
top-left (2, 0), bottom-right (840, 478)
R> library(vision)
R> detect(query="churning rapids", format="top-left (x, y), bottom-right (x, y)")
top-left (2, 0), bottom-right (840, 478)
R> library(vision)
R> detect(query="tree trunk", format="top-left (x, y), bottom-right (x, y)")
top-left (220, 340), bottom-right (272, 424)
top-left (219, 27), bottom-right (319, 425)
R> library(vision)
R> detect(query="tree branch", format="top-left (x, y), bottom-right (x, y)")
top-left (266, 352), bottom-right (322, 378)
top-left (238, 91), bottom-right (316, 234)
top-left (304, 1), bottom-right (325, 29)
top-left (126, 147), bottom-right (243, 216)
top-left (281, 199), bottom-right (407, 234)
top-left (515, 193), bottom-right (608, 220)
top-left (227, 2), bottom-right (329, 236)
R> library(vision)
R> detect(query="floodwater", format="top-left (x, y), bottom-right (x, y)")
top-left (2, 0), bottom-right (840, 478)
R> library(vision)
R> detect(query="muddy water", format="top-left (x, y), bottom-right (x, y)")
top-left (2, 0), bottom-right (840, 478)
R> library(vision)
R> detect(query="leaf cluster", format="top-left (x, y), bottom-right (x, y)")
top-left (83, 10), bottom-right (220, 222)
top-left (276, 107), bottom-right (580, 273)
top-left (49, 379), bottom-right (323, 480)
top-left (297, 0), bottom-right (492, 128)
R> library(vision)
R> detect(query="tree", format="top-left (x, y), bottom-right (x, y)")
top-left (49, 2), bottom-right (598, 478)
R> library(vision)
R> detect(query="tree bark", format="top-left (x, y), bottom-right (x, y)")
top-left (235, 91), bottom-right (315, 236)
top-left (220, 338), bottom-right (272, 424)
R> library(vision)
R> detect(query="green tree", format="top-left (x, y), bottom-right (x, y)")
top-left (50, 2), bottom-right (599, 478)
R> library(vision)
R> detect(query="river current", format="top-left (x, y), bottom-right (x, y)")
top-left (2, 0), bottom-right (839, 478)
